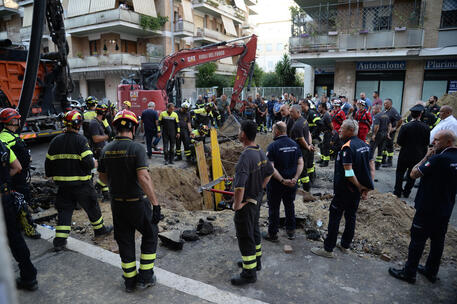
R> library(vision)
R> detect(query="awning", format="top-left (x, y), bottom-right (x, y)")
top-left (182, 0), bottom-right (194, 23)
top-left (221, 15), bottom-right (237, 36)
top-left (22, 4), bottom-right (33, 27)
top-left (89, 0), bottom-right (116, 13)
top-left (234, 0), bottom-right (247, 12)
top-left (133, 0), bottom-right (157, 17)
top-left (67, 0), bottom-right (91, 18)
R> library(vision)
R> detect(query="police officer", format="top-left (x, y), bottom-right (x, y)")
top-left (45, 110), bottom-right (113, 251)
top-left (158, 103), bottom-right (180, 165)
top-left (389, 130), bottom-right (457, 284)
top-left (382, 98), bottom-right (402, 167)
top-left (318, 102), bottom-right (332, 167)
top-left (232, 120), bottom-right (273, 286)
top-left (299, 99), bottom-right (322, 181)
top-left (393, 104), bottom-right (430, 198)
top-left (98, 109), bottom-right (161, 292)
top-left (0, 108), bottom-right (40, 239)
top-left (289, 105), bottom-right (314, 192)
top-left (311, 120), bottom-right (374, 258)
top-left (370, 105), bottom-right (391, 170)
top-left (1, 135), bottom-right (38, 291)
top-left (265, 121), bottom-right (303, 241)
top-left (175, 101), bottom-right (192, 161)
top-left (354, 100), bottom-right (372, 142)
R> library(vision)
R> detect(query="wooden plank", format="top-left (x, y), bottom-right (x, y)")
top-left (195, 142), bottom-right (213, 210)
top-left (210, 128), bottom-right (224, 205)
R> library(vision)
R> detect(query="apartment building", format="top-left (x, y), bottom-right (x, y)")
top-left (1, 0), bottom-right (256, 103)
top-left (289, 0), bottom-right (457, 114)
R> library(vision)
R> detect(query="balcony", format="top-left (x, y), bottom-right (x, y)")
top-left (192, 0), bottom-right (244, 24)
top-left (68, 53), bottom-right (162, 75)
top-left (65, 8), bottom-right (162, 37)
top-left (289, 29), bottom-right (423, 54)
top-left (194, 27), bottom-right (229, 44)
top-left (0, 2), bottom-right (19, 17)
top-left (174, 20), bottom-right (194, 37)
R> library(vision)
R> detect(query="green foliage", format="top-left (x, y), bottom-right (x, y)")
top-left (230, 63), bottom-right (264, 87)
top-left (275, 54), bottom-right (300, 87)
top-left (196, 62), bottom-right (231, 94)
top-left (140, 15), bottom-right (169, 31)
top-left (261, 72), bottom-right (281, 87)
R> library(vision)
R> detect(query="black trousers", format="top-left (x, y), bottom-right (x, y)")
top-left (369, 133), bottom-right (387, 165)
top-left (267, 183), bottom-right (297, 235)
top-left (112, 198), bottom-right (158, 285)
top-left (256, 115), bottom-right (266, 132)
top-left (324, 193), bottom-right (360, 252)
top-left (394, 159), bottom-right (415, 196)
top-left (162, 133), bottom-right (176, 160)
top-left (384, 130), bottom-right (396, 158)
top-left (234, 202), bottom-right (261, 278)
top-left (405, 214), bottom-right (450, 277)
top-left (54, 183), bottom-right (104, 246)
top-left (320, 131), bottom-right (332, 161)
top-left (1, 193), bottom-right (37, 281)
top-left (176, 130), bottom-right (191, 159)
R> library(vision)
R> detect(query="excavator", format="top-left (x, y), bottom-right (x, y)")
top-left (117, 35), bottom-right (258, 118)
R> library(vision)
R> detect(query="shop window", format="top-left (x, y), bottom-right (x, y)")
top-left (441, 0), bottom-right (457, 28)
top-left (422, 80), bottom-right (448, 100)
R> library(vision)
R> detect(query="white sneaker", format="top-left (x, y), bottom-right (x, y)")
top-left (336, 242), bottom-right (349, 254)
top-left (311, 247), bottom-right (335, 258)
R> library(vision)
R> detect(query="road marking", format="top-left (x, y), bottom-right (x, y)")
top-left (37, 226), bottom-right (268, 304)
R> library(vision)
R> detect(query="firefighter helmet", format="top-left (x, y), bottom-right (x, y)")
top-left (0, 108), bottom-right (21, 124)
top-left (63, 110), bottom-right (83, 129)
top-left (206, 102), bottom-right (215, 108)
top-left (95, 103), bottom-right (108, 114)
top-left (332, 99), bottom-right (342, 107)
top-left (181, 101), bottom-right (191, 109)
top-left (358, 99), bottom-right (367, 107)
top-left (112, 110), bottom-right (139, 129)
top-left (199, 124), bottom-right (209, 135)
top-left (123, 100), bottom-right (132, 108)
top-left (85, 96), bottom-right (98, 106)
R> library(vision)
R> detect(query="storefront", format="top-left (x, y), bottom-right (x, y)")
top-left (355, 61), bottom-right (405, 112)
top-left (314, 67), bottom-right (334, 97)
top-left (422, 59), bottom-right (457, 99)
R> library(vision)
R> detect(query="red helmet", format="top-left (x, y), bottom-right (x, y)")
top-left (112, 110), bottom-right (139, 128)
top-left (0, 108), bottom-right (21, 124)
top-left (63, 110), bottom-right (83, 129)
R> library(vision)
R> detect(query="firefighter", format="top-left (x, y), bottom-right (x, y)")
top-left (231, 120), bottom-right (273, 286)
top-left (45, 110), bottom-right (113, 251)
top-left (175, 101), bottom-right (192, 161)
top-left (158, 103), bottom-right (180, 165)
top-left (195, 95), bottom-right (205, 109)
top-left (189, 124), bottom-right (209, 162)
top-left (82, 96), bottom-right (98, 141)
top-left (370, 105), bottom-right (391, 170)
top-left (382, 98), bottom-right (402, 167)
top-left (89, 103), bottom-right (110, 200)
top-left (318, 102), bottom-right (332, 167)
top-left (404, 103), bottom-right (439, 130)
top-left (191, 102), bottom-right (221, 128)
top-left (354, 100), bottom-right (372, 142)
top-left (256, 98), bottom-right (268, 133)
top-left (98, 110), bottom-right (161, 293)
top-left (0, 109), bottom-right (40, 239)
top-left (122, 100), bottom-right (132, 110)
top-left (330, 99), bottom-right (346, 158)
top-left (299, 99), bottom-right (322, 182)
top-left (1, 137), bottom-right (38, 291)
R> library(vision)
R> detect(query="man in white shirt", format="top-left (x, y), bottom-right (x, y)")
top-left (430, 106), bottom-right (457, 144)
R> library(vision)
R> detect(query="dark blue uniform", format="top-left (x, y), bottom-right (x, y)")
top-left (324, 136), bottom-right (374, 252)
top-left (141, 109), bottom-right (160, 157)
top-left (266, 135), bottom-right (302, 236)
top-left (404, 147), bottom-right (457, 277)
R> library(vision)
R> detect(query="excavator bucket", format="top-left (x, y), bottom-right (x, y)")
top-left (218, 114), bottom-right (241, 138)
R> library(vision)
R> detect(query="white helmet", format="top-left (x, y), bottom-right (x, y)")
top-left (182, 101), bottom-right (191, 109)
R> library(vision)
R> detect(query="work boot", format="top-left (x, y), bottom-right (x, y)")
top-left (124, 277), bottom-right (137, 293)
top-left (417, 265), bottom-right (438, 283)
top-left (286, 230), bottom-right (296, 240)
top-left (231, 270), bottom-right (257, 286)
top-left (262, 231), bottom-right (279, 243)
top-left (393, 191), bottom-right (402, 198)
top-left (237, 258), bottom-right (262, 271)
top-left (153, 145), bottom-right (159, 151)
top-left (311, 247), bottom-right (335, 258)
top-left (19, 210), bottom-right (41, 239)
top-left (375, 162), bottom-right (381, 170)
top-left (94, 225), bottom-right (113, 238)
top-left (402, 190), bottom-right (411, 199)
top-left (16, 277), bottom-right (38, 291)
top-left (319, 160), bottom-right (329, 167)
top-left (175, 155), bottom-right (182, 161)
top-left (137, 274), bottom-right (157, 289)
top-left (169, 155), bottom-right (174, 164)
top-left (382, 157), bottom-right (393, 167)
top-left (316, 158), bottom-right (323, 164)
top-left (381, 155), bottom-right (387, 165)
top-left (53, 238), bottom-right (67, 252)
top-left (388, 267), bottom-right (416, 284)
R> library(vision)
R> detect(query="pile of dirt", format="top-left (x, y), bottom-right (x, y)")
top-left (298, 191), bottom-right (457, 263)
top-left (438, 92), bottom-right (457, 118)
top-left (149, 166), bottom-right (203, 211)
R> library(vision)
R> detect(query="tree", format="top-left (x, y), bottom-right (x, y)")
top-left (196, 62), bottom-right (218, 88)
top-left (261, 72), bottom-right (280, 87)
top-left (230, 62), bottom-right (264, 88)
top-left (275, 54), bottom-right (300, 87)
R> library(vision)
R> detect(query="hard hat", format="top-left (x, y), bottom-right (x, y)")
top-left (333, 99), bottom-right (342, 107)
top-left (63, 110), bottom-right (83, 129)
top-left (358, 99), bottom-right (367, 107)
top-left (0, 108), bottom-right (21, 124)
top-left (206, 102), bottom-right (215, 108)
top-left (95, 103), bottom-right (108, 114)
top-left (199, 124), bottom-right (209, 135)
top-left (182, 101), bottom-right (191, 109)
top-left (112, 109), bottom-right (139, 128)
top-left (123, 100), bottom-right (132, 108)
top-left (85, 96), bottom-right (98, 106)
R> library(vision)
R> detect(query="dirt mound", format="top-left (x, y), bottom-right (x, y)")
top-left (438, 92), bottom-right (457, 118)
top-left (298, 191), bottom-right (457, 263)
top-left (150, 166), bottom-right (203, 211)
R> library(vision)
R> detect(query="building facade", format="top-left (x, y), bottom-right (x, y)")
top-left (289, 0), bottom-right (457, 114)
top-left (0, 0), bottom-right (256, 103)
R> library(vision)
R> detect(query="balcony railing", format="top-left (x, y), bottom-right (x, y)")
top-left (289, 29), bottom-right (423, 54)
top-left (174, 20), bottom-right (194, 36)
top-left (68, 53), bottom-right (162, 70)
top-left (195, 27), bottom-right (228, 42)
top-left (192, 0), bottom-right (245, 23)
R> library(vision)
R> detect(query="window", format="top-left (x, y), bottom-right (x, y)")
top-left (363, 6), bottom-right (392, 31)
top-left (257, 44), bottom-right (262, 52)
top-left (89, 40), bottom-right (98, 55)
top-left (267, 61), bottom-right (274, 70)
top-left (276, 43), bottom-right (283, 51)
top-left (441, 0), bottom-right (457, 28)
top-left (266, 43), bottom-right (272, 52)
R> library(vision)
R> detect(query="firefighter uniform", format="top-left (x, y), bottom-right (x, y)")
top-left (303, 108), bottom-right (322, 181)
top-left (256, 101), bottom-right (267, 133)
top-left (405, 109), bottom-right (439, 130)
top-left (176, 108), bottom-right (192, 160)
top-left (370, 111), bottom-right (390, 169)
top-left (319, 111), bottom-right (332, 166)
top-left (45, 125), bottom-right (111, 250)
top-left (191, 107), bottom-right (221, 128)
top-left (99, 134), bottom-right (159, 291)
top-left (383, 106), bottom-right (401, 166)
top-left (290, 116), bottom-right (312, 191)
top-left (159, 110), bottom-right (180, 164)
top-left (0, 128), bottom-right (40, 238)
top-left (189, 126), bottom-right (209, 162)
top-left (1, 140), bottom-right (37, 290)
top-left (232, 145), bottom-right (273, 285)
top-left (354, 107), bottom-right (372, 142)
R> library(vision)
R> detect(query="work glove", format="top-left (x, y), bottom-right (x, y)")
top-left (152, 205), bottom-right (161, 224)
